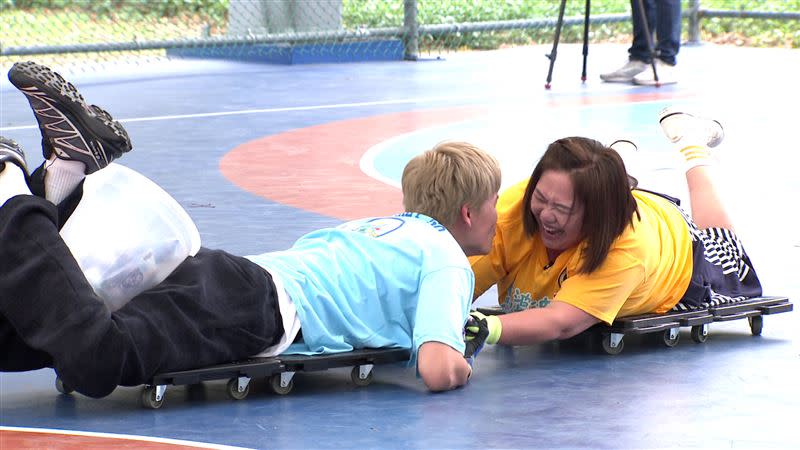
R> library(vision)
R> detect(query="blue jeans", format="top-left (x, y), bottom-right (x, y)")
top-left (629, 0), bottom-right (682, 65)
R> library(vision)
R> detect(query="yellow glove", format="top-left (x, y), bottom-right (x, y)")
top-left (465, 310), bottom-right (502, 346)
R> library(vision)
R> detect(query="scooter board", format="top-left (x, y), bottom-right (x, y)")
top-left (709, 296), bottom-right (793, 321)
top-left (478, 296), bottom-right (792, 354)
top-left (278, 347), bottom-right (410, 372)
top-left (137, 347), bottom-right (410, 409)
top-left (150, 357), bottom-right (284, 387)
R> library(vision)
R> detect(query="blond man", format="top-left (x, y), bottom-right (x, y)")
top-left (0, 62), bottom-right (501, 397)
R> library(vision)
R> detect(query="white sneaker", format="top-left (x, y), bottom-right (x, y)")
top-left (600, 60), bottom-right (648, 83)
top-left (658, 106), bottom-right (724, 148)
top-left (633, 59), bottom-right (678, 86)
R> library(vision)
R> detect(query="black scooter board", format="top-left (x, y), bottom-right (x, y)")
top-left (478, 296), bottom-right (792, 355)
top-left (56, 348), bottom-right (410, 409)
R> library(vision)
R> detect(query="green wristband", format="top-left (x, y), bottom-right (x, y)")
top-left (486, 315), bottom-right (502, 345)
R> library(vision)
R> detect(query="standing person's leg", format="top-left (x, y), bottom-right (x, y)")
top-left (600, 0), bottom-right (653, 82)
top-left (630, 0), bottom-right (679, 85)
top-left (654, 0), bottom-right (682, 66)
top-left (629, 0), bottom-right (657, 63)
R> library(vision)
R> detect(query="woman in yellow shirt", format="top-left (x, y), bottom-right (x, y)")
top-left (468, 107), bottom-right (762, 346)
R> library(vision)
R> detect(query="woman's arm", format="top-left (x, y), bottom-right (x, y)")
top-left (496, 301), bottom-right (601, 345)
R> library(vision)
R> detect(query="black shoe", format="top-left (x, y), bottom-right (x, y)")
top-left (8, 61), bottom-right (132, 174)
top-left (0, 136), bottom-right (28, 176)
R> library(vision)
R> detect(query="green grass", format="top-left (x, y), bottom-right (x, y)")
top-left (1, 0), bottom-right (798, 56)
top-left (342, 0), bottom-right (800, 49)
top-left (699, 0), bottom-right (800, 47)
top-left (1, 9), bottom-right (215, 47)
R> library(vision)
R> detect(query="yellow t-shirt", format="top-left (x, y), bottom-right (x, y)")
top-left (470, 180), bottom-right (694, 324)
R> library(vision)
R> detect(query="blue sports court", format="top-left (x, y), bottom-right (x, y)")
top-left (1, 42), bottom-right (799, 449)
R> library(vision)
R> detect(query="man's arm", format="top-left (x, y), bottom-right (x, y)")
top-left (497, 301), bottom-right (600, 345)
top-left (417, 341), bottom-right (472, 392)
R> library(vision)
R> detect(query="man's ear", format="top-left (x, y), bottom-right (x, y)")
top-left (459, 204), bottom-right (472, 227)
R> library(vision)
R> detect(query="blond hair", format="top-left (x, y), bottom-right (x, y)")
top-left (401, 141), bottom-right (501, 226)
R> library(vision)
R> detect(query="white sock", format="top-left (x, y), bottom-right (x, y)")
top-left (45, 157), bottom-right (86, 204)
top-left (0, 162), bottom-right (32, 208)
top-left (679, 143), bottom-right (713, 172)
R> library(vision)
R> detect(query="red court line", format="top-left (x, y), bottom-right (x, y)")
top-left (220, 91), bottom-right (688, 220)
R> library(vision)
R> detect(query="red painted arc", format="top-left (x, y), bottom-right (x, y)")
top-left (219, 106), bottom-right (488, 220)
top-left (0, 429), bottom-right (230, 449)
top-left (219, 91), bottom-right (686, 221)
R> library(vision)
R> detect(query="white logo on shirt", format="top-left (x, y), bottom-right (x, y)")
top-left (344, 217), bottom-right (405, 238)
top-left (395, 212), bottom-right (446, 231)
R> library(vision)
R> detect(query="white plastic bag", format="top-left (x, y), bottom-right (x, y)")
top-left (60, 163), bottom-right (201, 311)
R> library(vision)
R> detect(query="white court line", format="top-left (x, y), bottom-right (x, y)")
top-left (0, 94), bottom-right (492, 132)
top-left (360, 126), bottom-right (434, 189)
top-left (0, 83), bottom-right (649, 132)
top-left (358, 97), bottom-right (682, 187)
top-left (0, 426), bottom-right (253, 450)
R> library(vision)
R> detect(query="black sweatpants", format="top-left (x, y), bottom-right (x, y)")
top-left (0, 175), bottom-right (284, 398)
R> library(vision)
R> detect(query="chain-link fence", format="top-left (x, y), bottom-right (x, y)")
top-left (1, 0), bottom-right (799, 71)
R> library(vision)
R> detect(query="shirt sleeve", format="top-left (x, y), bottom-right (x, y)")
top-left (412, 267), bottom-right (474, 358)
top-left (554, 250), bottom-right (645, 325)
top-left (470, 179), bottom-right (529, 300)
top-left (469, 226), bottom-right (509, 300)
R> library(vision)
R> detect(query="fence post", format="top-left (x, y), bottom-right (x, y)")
top-left (403, 0), bottom-right (419, 60)
top-left (688, 0), bottom-right (701, 44)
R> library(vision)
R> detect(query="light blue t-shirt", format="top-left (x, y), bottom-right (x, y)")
top-left (245, 213), bottom-right (473, 363)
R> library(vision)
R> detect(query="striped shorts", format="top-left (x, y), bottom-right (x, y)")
top-left (672, 213), bottom-right (763, 311)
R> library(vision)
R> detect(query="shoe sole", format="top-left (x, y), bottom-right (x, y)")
top-left (8, 61), bottom-right (131, 173)
top-left (600, 76), bottom-right (636, 83)
top-left (632, 79), bottom-right (678, 86)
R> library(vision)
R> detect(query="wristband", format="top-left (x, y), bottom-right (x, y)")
top-left (486, 315), bottom-right (502, 345)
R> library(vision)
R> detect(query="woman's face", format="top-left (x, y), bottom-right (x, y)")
top-left (529, 170), bottom-right (584, 253)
